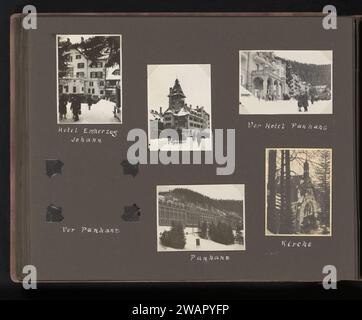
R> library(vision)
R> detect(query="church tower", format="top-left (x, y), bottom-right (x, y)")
top-left (168, 79), bottom-right (186, 112)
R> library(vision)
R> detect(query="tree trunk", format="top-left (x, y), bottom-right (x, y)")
top-left (267, 150), bottom-right (277, 233)
top-left (285, 150), bottom-right (293, 233)
top-left (279, 150), bottom-right (285, 234)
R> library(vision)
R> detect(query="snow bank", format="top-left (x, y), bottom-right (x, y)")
top-left (157, 226), bottom-right (245, 251)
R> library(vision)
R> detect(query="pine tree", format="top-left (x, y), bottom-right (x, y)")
top-left (314, 150), bottom-right (331, 229)
top-left (209, 222), bottom-right (234, 245)
top-left (58, 38), bottom-right (72, 78)
top-left (279, 150), bottom-right (294, 234)
top-left (160, 221), bottom-right (186, 249)
top-left (267, 150), bottom-right (277, 233)
top-left (199, 221), bottom-right (208, 239)
top-left (284, 149), bottom-right (294, 233)
top-left (78, 36), bottom-right (120, 67)
top-left (79, 36), bottom-right (107, 63)
top-left (235, 223), bottom-right (244, 245)
top-left (105, 36), bottom-right (121, 67)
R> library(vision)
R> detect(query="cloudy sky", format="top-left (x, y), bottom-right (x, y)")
top-left (148, 64), bottom-right (211, 114)
top-left (158, 184), bottom-right (244, 201)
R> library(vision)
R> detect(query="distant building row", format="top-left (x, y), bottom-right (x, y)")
top-left (158, 194), bottom-right (243, 229)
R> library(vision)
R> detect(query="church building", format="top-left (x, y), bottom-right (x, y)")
top-left (160, 79), bottom-right (210, 133)
top-left (270, 159), bottom-right (321, 234)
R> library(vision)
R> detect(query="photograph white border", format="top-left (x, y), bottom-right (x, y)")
top-left (239, 50), bottom-right (333, 115)
top-left (156, 184), bottom-right (246, 252)
top-left (56, 34), bottom-right (123, 125)
top-left (265, 148), bottom-right (333, 237)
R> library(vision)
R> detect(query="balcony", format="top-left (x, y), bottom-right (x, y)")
top-left (251, 67), bottom-right (283, 81)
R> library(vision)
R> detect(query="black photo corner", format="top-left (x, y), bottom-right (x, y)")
top-left (0, 0), bottom-right (362, 304)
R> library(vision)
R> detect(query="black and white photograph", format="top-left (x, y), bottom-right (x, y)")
top-left (239, 50), bottom-right (332, 114)
top-left (157, 185), bottom-right (245, 251)
top-left (266, 148), bottom-right (332, 236)
top-left (57, 35), bottom-right (122, 124)
top-left (148, 64), bottom-right (212, 151)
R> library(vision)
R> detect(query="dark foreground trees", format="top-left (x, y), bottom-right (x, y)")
top-left (160, 222), bottom-right (186, 249)
top-left (209, 222), bottom-right (235, 245)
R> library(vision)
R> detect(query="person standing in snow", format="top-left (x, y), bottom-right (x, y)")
top-left (302, 91), bottom-right (309, 112)
top-left (58, 93), bottom-right (68, 120)
top-left (297, 94), bottom-right (303, 112)
top-left (87, 95), bottom-right (93, 111)
top-left (114, 81), bottom-right (121, 117)
top-left (70, 94), bottom-right (81, 122)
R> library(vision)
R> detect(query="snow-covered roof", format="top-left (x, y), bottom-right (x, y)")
top-left (106, 64), bottom-right (121, 80)
top-left (175, 108), bottom-right (190, 117)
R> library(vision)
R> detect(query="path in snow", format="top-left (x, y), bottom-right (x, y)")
top-left (59, 99), bottom-right (121, 124)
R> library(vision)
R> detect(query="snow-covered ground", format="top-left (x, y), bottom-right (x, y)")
top-left (239, 96), bottom-right (332, 114)
top-left (59, 99), bottom-right (122, 124)
top-left (157, 226), bottom-right (245, 251)
top-left (150, 136), bottom-right (212, 151)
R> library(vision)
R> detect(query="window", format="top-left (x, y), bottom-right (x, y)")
top-left (76, 55), bottom-right (81, 59)
top-left (88, 89), bottom-right (91, 93)
top-left (77, 63), bottom-right (84, 68)
top-left (90, 62), bottom-right (103, 68)
top-left (81, 87), bottom-right (84, 92)
top-left (89, 81), bottom-right (94, 87)
top-left (76, 72), bottom-right (84, 78)
top-left (64, 86), bottom-right (68, 93)
top-left (100, 90), bottom-right (104, 94)
top-left (92, 89), bottom-right (95, 94)
top-left (73, 86), bottom-right (76, 93)
top-left (99, 81), bottom-right (104, 86)
top-left (90, 72), bottom-right (103, 78)
top-left (112, 69), bottom-right (120, 75)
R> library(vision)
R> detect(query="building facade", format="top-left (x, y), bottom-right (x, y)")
top-left (158, 194), bottom-right (243, 229)
top-left (153, 79), bottom-right (210, 135)
top-left (271, 160), bottom-right (321, 234)
top-left (240, 51), bottom-right (288, 100)
top-left (58, 41), bottom-right (120, 101)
